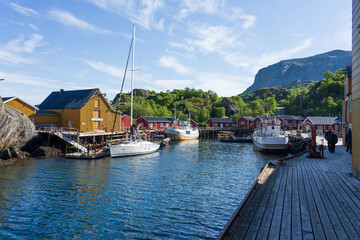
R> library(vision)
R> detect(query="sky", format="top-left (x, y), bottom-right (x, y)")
top-left (0, 0), bottom-right (352, 105)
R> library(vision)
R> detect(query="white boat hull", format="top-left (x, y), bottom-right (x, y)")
top-left (110, 141), bottom-right (160, 157)
top-left (253, 134), bottom-right (288, 152)
top-left (164, 128), bottom-right (199, 141)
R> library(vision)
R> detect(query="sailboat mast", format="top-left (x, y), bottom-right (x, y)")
top-left (130, 25), bottom-right (135, 140)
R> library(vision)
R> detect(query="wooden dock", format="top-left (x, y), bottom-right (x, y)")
top-left (218, 146), bottom-right (360, 239)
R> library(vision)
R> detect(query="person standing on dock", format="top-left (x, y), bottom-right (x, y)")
top-left (345, 128), bottom-right (352, 154)
top-left (329, 130), bottom-right (338, 153)
top-left (87, 144), bottom-right (90, 155)
top-left (325, 128), bottom-right (332, 152)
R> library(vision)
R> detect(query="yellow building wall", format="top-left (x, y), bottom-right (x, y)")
top-left (352, 0), bottom-right (360, 179)
top-left (31, 114), bottom-right (60, 126)
top-left (5, 99), bottom-right (35, 117)
top-left (56, 109), bottom-right (81, 130)
top-left (79, 92), bottom-right (120, 132)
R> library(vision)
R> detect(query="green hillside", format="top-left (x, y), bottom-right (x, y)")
top-left (111, 69), bottom-right (345, 124)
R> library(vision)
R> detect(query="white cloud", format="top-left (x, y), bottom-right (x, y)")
top-left (228, 8), bottom-right (256, 30)
top-left (0, 34), bottom-right (43, 65)
top-left (29, 23), bottom-right (40, 31)
top-left (86, 0), bottom-right (164, 31)
top-left (10, 3), bottom-right (38, 16)
top-left (132, 0), bottom-right (164, 31)
top-left (5, 34), bottom-right (43, 53)
top-left (173, 8), bottom-right (189, 21)
top-left (48, 9), bottom-right (112, 34)
top-left (158, 56), bottom-right (192, 75)
top-left (185, 23), bottom-right (236, 54)
top-left (223, 38), bottom-right (314, 73)
top-left (193, 72), bottom-right (249, 96)
top-left (181, 0), bottom-right (221, 14)
top-left (168, 42), bottom-right (195, 52)
top-left (82, 59), bottom-right (123, 78)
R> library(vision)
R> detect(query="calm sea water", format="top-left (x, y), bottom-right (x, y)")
top-left (0, 140), bottom-right (285, 239)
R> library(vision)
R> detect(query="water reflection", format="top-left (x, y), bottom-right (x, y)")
top-left (0, 140), bottom-right (286, 239)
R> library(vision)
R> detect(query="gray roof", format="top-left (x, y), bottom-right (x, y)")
top-left (239, 116), bottom-right (255, 121)
top-left (277, 115), bottom-right (305, 121)
top-left (303, 116), bottom-right (337, 125)
top-left (140, 116), bottom-right (171, 122)
top-left (38, 89), bottom-right (98, 110)
top-left (209, 118), bottom-right (233, 123)
top-left (1, 97), bottom-right (15, 102)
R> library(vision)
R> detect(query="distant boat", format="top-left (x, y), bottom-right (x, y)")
top-left (252, 116), bottom-right (288, 152)
top-left (110, 25), bottom-right (160, 157)
top-left (164, 111), bottom-right (199, 141)
top-left (218, 131), bottom-right (252, 143)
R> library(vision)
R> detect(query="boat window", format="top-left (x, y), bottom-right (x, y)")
top-left (272, 126), bottom-right (274, 130)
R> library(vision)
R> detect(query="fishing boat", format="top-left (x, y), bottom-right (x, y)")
top-left (110, 25), bottom-right (160, 157)
top-left (164, 116), bottom-right (199, 141)
top-left (218, 131), bottom-right (252, 143)
top-left (252, 116), bottom-right (288, 152)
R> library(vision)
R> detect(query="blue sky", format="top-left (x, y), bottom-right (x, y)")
top-left (0, 0), bottom-right (351, 105)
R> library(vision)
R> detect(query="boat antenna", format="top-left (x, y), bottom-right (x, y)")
top-left (110, 26), bottom-right (134, 141)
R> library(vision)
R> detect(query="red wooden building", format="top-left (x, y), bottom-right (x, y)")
top-left (119, 114), bottom-right (131, 130)
top-left (276, 115), bottom-right (304, 130)
top-left (136, 116), bottom-right (171, 130)
top-left (206, 118), bottom-right (233, 129)
top-left (301, 116), bottom-right (341, 134)
top-left (252, 116), bottom-right (265, 129)
top-left (237, 116), bottom-right (254, 128)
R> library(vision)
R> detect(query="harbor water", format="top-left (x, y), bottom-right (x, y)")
top-left (0, 140), bottom-right (286, 239)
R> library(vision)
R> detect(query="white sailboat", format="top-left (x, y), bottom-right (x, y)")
top-left (110, 25), bottom-right (160, 157)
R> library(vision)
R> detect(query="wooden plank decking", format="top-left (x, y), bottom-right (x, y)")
top-left (220, 146), bottom-right (359, 239)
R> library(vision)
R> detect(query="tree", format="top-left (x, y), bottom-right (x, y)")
top-left (198, 107), bottom-right (210, 122)
top-left (212, 107), bottom-right (226, 118)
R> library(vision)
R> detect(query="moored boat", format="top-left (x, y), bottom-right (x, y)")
top-left (109, 25), bottom-right (160, 157)
top-left (164, 120), bottom-right (199, 141)
top-left (218, 131), bottom-right (252, 143)
top-left (253, 116), bottom-right (288, 152)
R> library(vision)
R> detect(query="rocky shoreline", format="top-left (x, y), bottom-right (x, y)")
top-left (0, 97), bottom-right (62, 166)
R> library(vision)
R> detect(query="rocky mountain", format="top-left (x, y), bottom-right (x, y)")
top-left (244, 50), bottom-right (351, 93)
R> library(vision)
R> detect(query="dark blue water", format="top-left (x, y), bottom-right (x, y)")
top-left (0, 140), bottom-right (285, 239)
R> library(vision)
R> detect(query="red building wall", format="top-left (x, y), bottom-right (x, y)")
top-left (135, 117), bottom-right (170, 130)
top-left (237, 117), bottom-right (252, 128)
top-left (206, 119), bottom-right (233, 128)
top-left (120, 115), bottom-right (131, 130)
top-left (252, 117), bottom-right (262, 128)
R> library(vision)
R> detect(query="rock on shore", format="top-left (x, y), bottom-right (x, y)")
top-left (0, 97), bottom-right (38, 163)
top-left (0, 97), bottom-right (37, 149)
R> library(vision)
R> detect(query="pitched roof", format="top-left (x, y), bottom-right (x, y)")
top-left (38, 89), bottom-right (98, 110)
top-left (2, 96), bottom-right (15, 102)
top-left (302, 116), bottom-right (337, 125)
top-left (2, 96), bottom-right (38, 110)
top-left (140, 116), bottom-right (171, 122)
top-left (277, 115), bottom-right (305, 121)
top-left (209, 118), bottom-right (233, 123)
top-left (239, 116), bottom-right (255, 121)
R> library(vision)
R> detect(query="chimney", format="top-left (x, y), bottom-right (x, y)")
top-left (60, 89), bottom-right (64, 94)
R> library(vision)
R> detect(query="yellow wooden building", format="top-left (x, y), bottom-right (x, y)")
top-left (352, 0), bottom-right (360, 180)
top-left (342, 65), bottom-right (352, 144)
top-left (31, 88), bottom-right (121, 132)
top-left (2, 96), bottom-right (38, 121)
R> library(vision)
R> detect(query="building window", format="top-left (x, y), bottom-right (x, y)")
top-left (150, 123), bottom-right (153, 128)
top-left (68, 121), bottom-right (72, 127)
top-left (215, 123), bottom-right (218, 127)
top-left (241, 121), bottom-right (245, 125)
top-left (166, 123), bottom-right (169, 127)
top-left (94, 99), bottom-right (100, 109)
top-left (225, 123), bottom-right (228, 127)
top-left (160, 123), bottom-right (163, 127)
